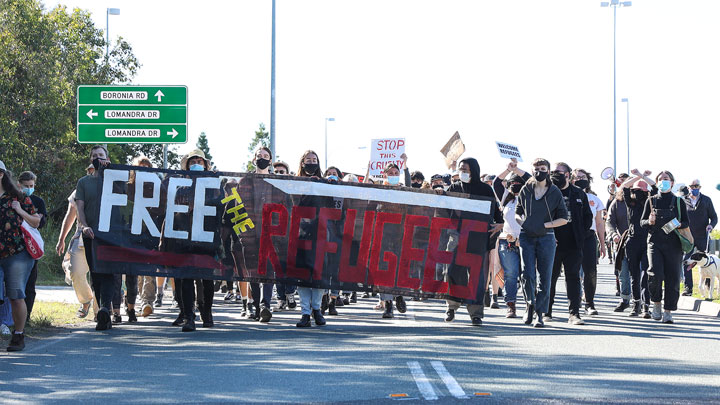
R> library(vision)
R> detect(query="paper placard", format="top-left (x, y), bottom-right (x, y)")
top-left (495, 141), bottom-right (523, 162)
top-left (440, 131), bottom-right (465, 169)
top-left (369, 138), bottom-right (405, 176)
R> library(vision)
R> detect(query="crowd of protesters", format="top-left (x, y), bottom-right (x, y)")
top-left (1, 143), bottom-right (717, 352)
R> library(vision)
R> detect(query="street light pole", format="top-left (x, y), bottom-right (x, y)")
top-left (600, 0), bottom-right (631, 177)
top-left (270, 0), bottom-right (277, 159)
top-left (324, 118), bottom-right (335, 169)
top-left (105, 8), bottom-right (120, 152)
top-left (622, 98), bottom-right (630, 173)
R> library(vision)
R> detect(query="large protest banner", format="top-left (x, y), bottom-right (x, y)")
top-left (89, 165), bottom-right (494, 302)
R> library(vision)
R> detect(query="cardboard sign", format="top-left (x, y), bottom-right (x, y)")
top-left (440, 131), bottom-right (465, 169)
top-left (495, 141), bottom-right (523, 162)
top-left (369, 138), bottom-right (405, 176)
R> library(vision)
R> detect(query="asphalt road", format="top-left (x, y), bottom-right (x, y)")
top-left (2, 264), bottom-right (720, 404)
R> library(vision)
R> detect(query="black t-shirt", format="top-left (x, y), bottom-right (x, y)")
top-left (554, 186), bottom-right (576, 250)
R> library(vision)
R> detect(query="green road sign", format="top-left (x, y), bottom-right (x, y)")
top-left (77, 85), bottom-right (187, 144)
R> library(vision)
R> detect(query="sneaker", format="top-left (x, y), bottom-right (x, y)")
top-left (614, 300), bottom-right (630, 312)
top-left (312, 309), bottom-right (326, 326)
top-left (141, 304), bottom-right (153, 317)
top-left (629, 301), bottom-right (641, 317)
top-left (395, 296), bottom-right (407, 314)
top-left (6, 332), bottom-right (25, 352)
top-left (585, 306), bottom-right (598, 316)
top-left (681, 287), bottom-right (692, 297)
top-left (382, 301), bottom-right (394, 319)
top-left (445, 309), bottom-right (455, 322)
top-left (259, 306), bottom-right (272, 323)
top-left (96, 308), bottom-right (112, 331)
top-left (321, 294), bottom-right (329, 312)
top-left (342, 295), bottom-right (350, 306)
top-left (661, 311), bottom-right (674, 324)
top-left (505, 302), bottom-right (517, 319)
top-left (170, 300), bottom-right (178, 309)
top-left (182, 318), bottom-right (196, 332)
top-left (490, 294), bottom-right (500, 309)
top-left (568, 314), bottom-right (585, 325)
top-left (374, 301), bottom-right (384, 310)
top-left (334, 297), bottom-right (344, 307)
top-left (361, 292), bottom-right (370, 298)
top-left (127, 309), bottom-right (138, 323)
top-left (651, 303), bottom-right (662, 321)
top-left (155, 293), bottom-right (164, 308)
top-left (328, 300), bottom-right (338, 316)
top-left (274, 300), bottom-right (287, 312)
top-left (224, 292), bottom-right (235, 301)
top-left (533, 315), bottom-right (545, 328)
top-left (350, 292), bottom-right (357, 303)
top-left (543, 314), bottom-right (553, 322)
top-left (296, 314), bottom-right (311, 328)
top-left (642, 305), bottom-right (651, 319)
top-left (0, 324), bottom-right (11, 336)
top-left (112, 313), bottom-right (122, 324)
top-left (471, 317), bottom-right (482, 326)
top-left (286, 294), bottom-right (297, 309)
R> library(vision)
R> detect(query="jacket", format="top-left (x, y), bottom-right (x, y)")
top-left (556, 184), bottom-right (593, 249)
top-left (686, 193), bottom-right (718, 244)
top-left (515, 182), bottom-right (568, 237)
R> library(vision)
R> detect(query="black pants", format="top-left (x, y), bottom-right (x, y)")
top-left (175, 278), bottom-right (214, 319)
top-left (24, 260), bottom-right (38, 319)
top-left (112, 275), bottom-right (138, 309)
top-left (83, 236), bottom-right (115, 310)
top-left (647, 241), bottom-right (683, 311)
top-left (626, 238), bottom-right (649, 304)
top-left (549, 247), bottom-right (583, 316)
top-left (581, 233), bottom-right (598, 307)
top-left (250, 282), bottom-right (274, 310)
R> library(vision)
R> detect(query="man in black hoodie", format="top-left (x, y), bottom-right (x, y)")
top-left (547, 162), bottom-right (593, 325)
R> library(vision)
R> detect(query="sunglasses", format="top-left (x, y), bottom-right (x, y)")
top-left (689, 185), bottom-right (701, 189)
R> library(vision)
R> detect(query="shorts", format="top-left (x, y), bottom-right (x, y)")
top-left (0, 250), bottom-right (35, 302)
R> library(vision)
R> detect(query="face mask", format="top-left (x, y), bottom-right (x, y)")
top-left (411, 183), bottom-right (422, 188)
top-left (304, 163), bottom-right (319, 175)
top-left (23, 187), bottom-right (34, 196)
top-left (550, 173), bottom-right (567, 188)
top-left (459, 172), bottom-right (471, 183)
top-left (327, 175), bottom-right (339, 182)
top-left (189, 164), bottom-right (204, 171)
top-left (432, 184), bottom-right (444, 190)
top-left (92, 158), bottom-right (102, 171)
top-left (659, 180), bottom-right (672, 192)
top-left (533, 171), bottom-right (548, 182)
top-left (574, 179), bottom-right (589, 190)
top-left (691, 188), bottom-right (700, 196)
top-left (255, 158), bottom-right (271, 170)
top-left (509, 184), bottom-right (523, 194)
top-left (386, 176), bottom-right (400, 185)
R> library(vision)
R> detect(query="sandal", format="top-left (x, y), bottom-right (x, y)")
top-left (76, 306), bottom-right (89, 318)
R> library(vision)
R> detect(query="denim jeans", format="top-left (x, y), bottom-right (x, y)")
top-left (519, 232), bottom-right (556, 314)
top-left (297, 287), bottom-right (323, 315)
top-left (276, 283), bottom-right (297, 300)
top-left (0, 250), bottom-right (35, 302)
top-left (619, 256), bottom-right (631, 301)
top-left (498, 239), bottom-right (521, 303)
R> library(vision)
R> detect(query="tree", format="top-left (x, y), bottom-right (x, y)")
top-left (246, 123), bottom-right (270, 172)
top-left (196, 131), bottom-right (213, 162)
top-left (0, 0), bottom-right (140, 215)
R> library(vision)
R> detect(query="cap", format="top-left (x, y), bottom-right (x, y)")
top-left (180, 149), bottom-right (209, 171)
top-left (631, 180), bottom-right (649, 192)
top-left (430, 174), bottom-right (444, 181)
top-left (0, 160), bottom-right (6, 172)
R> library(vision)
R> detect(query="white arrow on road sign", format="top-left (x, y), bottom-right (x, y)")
top-left (154, 90), bottom-right (165, 102)
top-left (167, 128), bottom-right (178, 138)
top-left (86, 109), bottom-right (98, 120)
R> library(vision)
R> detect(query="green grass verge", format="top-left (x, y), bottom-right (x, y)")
top-left (1, 301), bottom-right (92, 342)
top-left (37, 218), bottom-right (71, 286)
top-left (680, 266), bottom-right (720, 305)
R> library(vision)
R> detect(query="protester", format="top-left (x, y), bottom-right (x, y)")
top-left (606, 186), bottom-right (631, 312)
top-left (641, 171), bottom-right (688, 323)
top-left (273, 161), bottom-right (290, 175)
top-left (571, 168), bottom-right (606, 315)
top-left (443, 158), bottom-right (503, 326)
top-left (322, 166), bottom-right (344, 316)
top-left (0, 160), bottom-right (41, 351)
top-left (294, 150), bottom-right (327, 327)
top-left (430, 174), bottom-right (445, 191)
top-left (619, 171), bottom-right (656, 317)
top-left (682, 179), bottom-right (717, 295)
top-left (410, 171), bottom-right (424, 188)
top-left (17, 171), bottom-right (46, 321)
top-left (495, 159), bottom-right (530, 318)
top-left (515, 158), bottom-right (568, 327)
top-left (57, 164), bottom-right (97, 319)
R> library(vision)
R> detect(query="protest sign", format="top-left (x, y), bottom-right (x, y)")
top-left (495, 141), bottom-right (523, 162)
top-left (369, 138), bottom-right (405, 177)
top-left (89, 164), bottom-right (494, 302)
top-left (440, 131), bottom-right (465, 168)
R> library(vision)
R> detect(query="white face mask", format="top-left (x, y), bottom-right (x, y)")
top-left (459, 172), bottom-right (471, 183)
top-left (386, 176), bottom-right (400, 185)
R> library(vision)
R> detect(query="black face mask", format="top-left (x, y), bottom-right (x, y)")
top-left (432, 184), bottom-right (444, 190)
top-left (411, 183), bottom-right (422, 188)
top-left (550, 172), bottom-right (567, 188)
top-left (509, 183), bottom-right (523, 194)
top-left (255, 158), bottom-right (271, 170)
top-left (92, 158), bottom-right (102, 171)
top-left (533, 171), bottom-right (548, 182)
top-left (303, 163), bottom-right (319, 175)
top-left (574, 179), bottom-right (589, 190)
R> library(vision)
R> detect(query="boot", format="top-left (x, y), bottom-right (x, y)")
top-left (350, 291), bottom-right (357, 303)
top-left (523, 304), bottom-right (535, 325)
top-left (490, 294), bottom-right (500, 309)
top-left (6, 332), bottom-right (25, 352)
top-left (445, 309), bottom-right (455, 322)
top-left (629, 300), bottom-right (641, 317)
top-left (321, 294), bottom-right (329, 313)
top-left (335, 296), bottom-right (344, 307)
top-left (296, 314), bottom-right (311, 328)
top-left (382, 300), bottom-right (394, 318)
top-left (506, 302), bottom-right (517, 318)
top-left (182, 317), bottom-right (196, 332)
top-left (202, 309), bottom-right (214, 327)
top-left (484, 289), bottom-right (491, 307)
top-left (614, 300), bottom-right (630, 312)
top-left (328, 299), bottom-right (338, 315)
top-left (312, 309), bottom-right (326, 326)
top-left (395, 296), bottom-right (407, 313)
top-left (641, 304), bottom-right (651, 319)
top-left (127, 309), bottom-right (138, 323)
top-left (241, 299), bottom-right (248, 317)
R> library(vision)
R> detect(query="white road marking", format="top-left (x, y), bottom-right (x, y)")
top-left (407, 361), bottom-right (438, 400)
top-left (431, 361), bottom-right (468, 399)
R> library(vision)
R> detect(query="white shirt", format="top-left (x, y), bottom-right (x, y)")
top-left (587, 193), bottom-right (605, 232)
top-left (501, 198), bottom-right (522, 238)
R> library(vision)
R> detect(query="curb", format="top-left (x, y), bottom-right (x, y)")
top-left (677, 296), bottom-right (720, 318)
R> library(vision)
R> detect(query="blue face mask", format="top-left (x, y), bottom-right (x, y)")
top-left (386, 176), bottom-right (400, 185)
top-left (189, 164), bottom-right (204, 172)
top-left (691, 188), bottom-right (700, 196)
top-left (327, 175), bottom-right (339, 182)
top-left (23, 187), bottom-right (34, 196)
top-left (659, 180), bottom-right (672, 192)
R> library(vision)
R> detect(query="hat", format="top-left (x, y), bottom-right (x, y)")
top-left (0, 160), bottom-right (6, 172)
top-left (631, 180), bottom-right (649, 192)
top-left (180, 149), bottom-right (209, 171)
top-left (430, 174), bottom-right (444, 181)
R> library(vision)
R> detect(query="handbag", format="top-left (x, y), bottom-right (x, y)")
top-left (674, 197), bottom-right (695, 254)
top-left (21, 220), bottom-right (44, 260)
